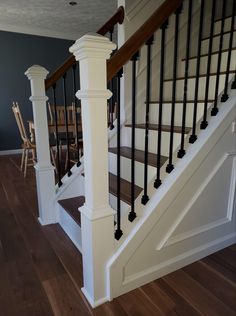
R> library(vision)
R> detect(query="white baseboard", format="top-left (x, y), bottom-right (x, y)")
top-left (81, 287), bottom-right (108, 308)
top-left (0, 149), bottom-right (22, 156)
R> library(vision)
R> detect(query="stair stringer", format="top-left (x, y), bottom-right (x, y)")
top-left (107, 91), bottom-right (236, 300)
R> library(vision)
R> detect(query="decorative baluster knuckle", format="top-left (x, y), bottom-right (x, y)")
top-left (131, 51), bottom-right (140, 61)
top-left (175, 3), bottom-right (183, 15)
top-left (146, 34), bottom-right (154, 46)
top-left (161, 19), bottom-right (169, 30)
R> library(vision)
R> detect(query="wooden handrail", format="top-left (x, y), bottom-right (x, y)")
top-left (45, 6), bottom-right (125, 91)
top-left (107, 0), bottom-right (183, 81)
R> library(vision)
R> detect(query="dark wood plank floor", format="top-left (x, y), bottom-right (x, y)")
top-left (0, 155), bottom-right (235, 316)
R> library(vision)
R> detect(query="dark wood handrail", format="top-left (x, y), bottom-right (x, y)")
top-left (107, 0), bottom-right (183, 81)
top-left (45, 6), bottom-right (125, 91)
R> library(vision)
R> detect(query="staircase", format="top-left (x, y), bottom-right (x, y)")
top-left (58, 0), bottom-right (236, 239)
top-left (26, 0), bottom-right (236, 308)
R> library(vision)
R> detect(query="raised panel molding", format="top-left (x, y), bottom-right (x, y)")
top-left (122, 232), bottom-right (236, 287)
top-left (156, 153), bottom-right (236, 251)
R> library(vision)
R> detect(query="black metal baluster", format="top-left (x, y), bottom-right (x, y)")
top-left (109, 78), bottom-right (115, 130)
top-left (109, 26), bottom-right (116, 130)
top-left (221, 0), bottom-right (236, 101)
top-left (200, 0), bottom-right (216, 129)
top-left (72, 64), bottom-right (81, 166)
top-left (166, 5), bottom-right (182, 173)
top-left (129, 52), bottom-right (139, 222)
top-left (109, 27), bottom-right (114, 42)
top-left (154, 21), bottom-right (168, 189)
top-left (52, 84), bottom-right (63, 187)
top-left (62, 73), bottom-right (72, 177)
top-left (211, 0), bottom-right (227, 116)
top-left (189, 0), bottom-right (205, 144)
top-left (177, 0), bottom-right (192, 158)
top-left (115, 68), bottom-right (123, 240)
top-left (107, 81), bottom-right (111, 127)
top-left (141, 35), bottom-right (154, 204)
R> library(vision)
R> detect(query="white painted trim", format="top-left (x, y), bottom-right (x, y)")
top-left (156, 153), bottom-right (233, 250)
top-left (126, 0), bottom-right (151, 21)
top-left (227, 155), bottom-right (236, 220)
top-left (81, 287), bottom-right (108, 308)
top-left (165, 218), bottom-right (231, 248)
top-left (38, 217), bottom-right (44, 226)
top-left (0, 149), bottom-right (22, 156)
top-left (122, 232), bottom-right (236, 287)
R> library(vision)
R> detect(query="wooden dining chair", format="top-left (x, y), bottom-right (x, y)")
top-left (12, 102), bottom-right (36, 177)
top-left (63, 103), bottom-right (83, 170)
top-left (12, 102), bottom-right (58, 177)
top-left (47, 102), bottom-right (76, 126)
top-left (47, 102), bottom-right (81, 166)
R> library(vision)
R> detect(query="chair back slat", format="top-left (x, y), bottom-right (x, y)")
top-left (47, 103), bottom-right (77, 126)
top-left (12, 102), bottom-right (29, 145)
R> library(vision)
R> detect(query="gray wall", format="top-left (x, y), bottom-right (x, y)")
top-left (0, 31), bottom-right (73, 151)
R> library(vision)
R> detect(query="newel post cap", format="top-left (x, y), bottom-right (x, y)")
top-left (69, 33), bottom-right (116, 61)
top-left (25, 65), bottom-right (49, 80)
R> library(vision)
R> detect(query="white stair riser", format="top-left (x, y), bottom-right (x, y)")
top-left (109, 152), bottom-right (156, 187)
top-left (201, 32), bottom-right (236, 55)
top-left (146, 102), bottom-right (211, 127)
top-left (180, 50), bottom-right (236, 77)
top-left (125, 128), bottom-right (182, 156)
top-left (58, 204), bottom-right (82, 252)
top-left (109, 193), bottom-right (130, 216)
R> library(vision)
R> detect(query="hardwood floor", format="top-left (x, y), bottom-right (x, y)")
top-left (0, 155), bottom-right (235, 316)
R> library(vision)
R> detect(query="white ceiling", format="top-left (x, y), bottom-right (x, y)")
top-left (0, 0), bottom-right (117, 40)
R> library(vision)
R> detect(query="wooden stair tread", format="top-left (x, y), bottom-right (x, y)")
top-left (58, 175), bottom-right (142, 215)
top-left (125, 123), bottom-right (191, 134)
top-left (58, 196), bottom-right (85, 226)
top-left (182, 47), bottom-right (236, 62)
top-left (109, 146), bottom-right (167, 168)
top-left (164, 69), bottom-right (235, 82)
top-left (109, 173), bottom-right (142, 205)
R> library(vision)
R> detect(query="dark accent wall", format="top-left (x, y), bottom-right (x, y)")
top-left (0, 30), bottom-right (73, 151)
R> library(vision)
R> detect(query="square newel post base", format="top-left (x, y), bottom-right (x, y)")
top-left (35, 164), bottom-right (57, 225)
top-left (80, 204), bottom-right (115, 308)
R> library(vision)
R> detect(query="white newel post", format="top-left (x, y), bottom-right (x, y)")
top-left (70, 34), bottom-right (116, 307)
top-left (25, 65), bottom-right (56, 225)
